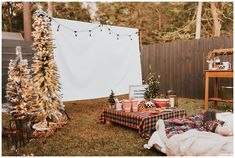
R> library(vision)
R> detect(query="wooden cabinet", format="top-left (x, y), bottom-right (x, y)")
top-left (204, 70), bottom-right (233, 110)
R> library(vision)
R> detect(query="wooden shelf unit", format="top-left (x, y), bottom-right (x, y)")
top-left (204, 70), bottom-right (233, 110)
top-left (208, 97), bottom-right (233, 103)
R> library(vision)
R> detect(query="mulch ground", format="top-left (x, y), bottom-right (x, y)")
top-left (2, 96), bottom-right (232, 156)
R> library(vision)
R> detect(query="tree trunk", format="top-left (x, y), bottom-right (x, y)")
top-left (47, 2), bottom-right (53, 17)
top-left (210, 2), bottom-right (221, 37)
top-left (156, 8), bottom-right (161, 31)
top-left (23, 2), bottom-right (32, 41)
top-left (7, 2), bottom-right (13, 32)
top-left (195, 2), bottom-right (202, 39)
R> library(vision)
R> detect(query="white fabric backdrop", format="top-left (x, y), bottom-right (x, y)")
top-left (51, 18), bottom-right (142, 101)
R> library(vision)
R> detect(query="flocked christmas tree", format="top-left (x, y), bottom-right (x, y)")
top-left (31, 9), bottom-right (65, 125)
top-left (5, 46), bottom-right (42, 120)
top-left (144, 72), bottom-right (160, 100)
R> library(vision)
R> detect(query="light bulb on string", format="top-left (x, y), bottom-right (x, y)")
top-left (74, 31), bottom-right (78, 37)
top-left (52, 18), bottom-right (141, 40)
top-left (117, 34), bottom-right (119, 40)
top-left (57, 24), bottom-right (60, 32)
top-left (89, 30), bottom-right (92, 37)
top-left (99, 24), bottom-right (103, 31)
top-left (108, 28), bottom-right (111, 35)
top-left (48, 17), bottom-right (52, 22)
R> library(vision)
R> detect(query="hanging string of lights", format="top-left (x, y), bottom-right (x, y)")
top-left (35, 3), bottom-right (139, 41)
top-left (53, 20), bottom-right (138, 40)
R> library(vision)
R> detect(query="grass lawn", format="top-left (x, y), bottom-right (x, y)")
top-left (2, 96), bottom-right (232, 156)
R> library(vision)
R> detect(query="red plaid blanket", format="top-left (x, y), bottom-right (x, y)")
top-left (100, 109), bottom-right (186, 138)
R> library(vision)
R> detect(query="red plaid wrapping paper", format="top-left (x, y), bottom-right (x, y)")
top-left (100, 109), bottom-right (186, 138)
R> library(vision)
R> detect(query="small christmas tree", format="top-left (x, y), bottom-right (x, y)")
top-left (5, 46), bottom-right (42, 120)
top-left (108, 90), bottom-right (115, 105)
top-left (144, 72), bottom-right (160, 100)
top-left (31, 9), bottom-right (65, 124)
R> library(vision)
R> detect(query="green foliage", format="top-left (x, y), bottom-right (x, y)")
top-left (35, 2), bottom-right (91, 22)
top-left (2, 2), bottom-right (233, 44)
top-left (200, 2), bottom-right (233, 37)
top-left (144, 73), bottom-right (160, 100)
top-left (51, 2), bottom-right (91, 21)
top-left (2, 2), bottom-right (91, 33)
top-left (2, 2), bottom-right (24, 32)
top-left (96, 2), bottom-right (233, 44)
top-left (108, 90), bottom-right (115, 105)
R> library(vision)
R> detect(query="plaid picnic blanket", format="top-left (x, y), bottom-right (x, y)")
top-left (164, 111), bottom-right (225, 138)
top-left (100, 109), bottom-right (186, 138)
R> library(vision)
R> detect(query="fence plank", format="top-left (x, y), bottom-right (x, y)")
top-left (180, 41), bottom-right (184, 97)
top-left (174, 41), bottom-right (180, 96)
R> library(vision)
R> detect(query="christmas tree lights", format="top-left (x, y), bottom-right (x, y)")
top-left (144, 72), bottom-right (160, 100)
top-left (31, 9), bottom-right (65, 124)
top-left (5, 46), bottom-right (42, 120)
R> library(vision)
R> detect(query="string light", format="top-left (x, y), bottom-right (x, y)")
top-left (48, 17), bottom-right (52, 22)
top-left (54, 21), bottom-right (138, 41)
top-left (117, 34), bottom-right (119, 40)
top-left (108, 28), bottom-right (111, 35)
top-left (74, 31), bottom-right (78, 37)
top-left (99, 24), bottom-right (103, 32)
top-left (56, 24), bottom-right (60, 32)
top-left (89, 30), bottom-right (92, 37)
top-left (35, 5), bottom-right (139, 41)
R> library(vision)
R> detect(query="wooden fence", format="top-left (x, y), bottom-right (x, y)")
top-left (141, 36), bottom-right (233, 99)
top-left (1, 36), bottom-right (233, 102)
